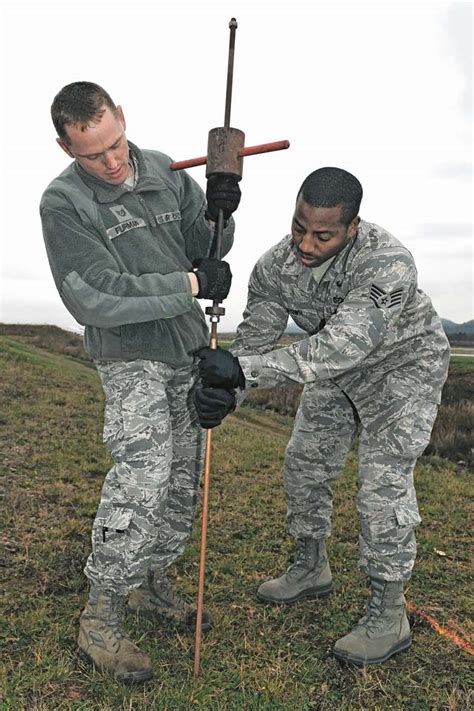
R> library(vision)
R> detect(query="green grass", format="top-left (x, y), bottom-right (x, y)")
top-left (0, 336), bottom-right (472, 710)
top-left (449, 355), bottom-right (474, 369)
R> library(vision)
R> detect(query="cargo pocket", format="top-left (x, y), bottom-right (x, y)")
top-left (394, 504), bottom-right (421, 530)
top-left (360, 503), bottom-right (421, 558)
top-left (97, 507), bottom-right (133, 547)
top-left (90, 506), bottom-right (150, 581)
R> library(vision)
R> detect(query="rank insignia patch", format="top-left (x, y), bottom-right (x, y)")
top-left (109, 205), bottom-right (133, 221)
top-left (369, 284), bottom-right (404, 308)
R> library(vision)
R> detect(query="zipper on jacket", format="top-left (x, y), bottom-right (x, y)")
top-left (135, 193), bottom-right (160, 229)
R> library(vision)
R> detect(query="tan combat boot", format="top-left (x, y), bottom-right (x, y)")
top-left (333, 578), bottom-right (412, 665)
top-left (128, 570), bottom-right (212, 632)
top-left (257, 538), bottom-right (333, 604)
top-left (78, 586), bottom-right (153, 684)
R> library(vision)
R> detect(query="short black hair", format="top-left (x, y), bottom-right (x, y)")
top-left (51, 81), bottom-right (118, 144)
top-left (298, 167), bottom-right (363, 226)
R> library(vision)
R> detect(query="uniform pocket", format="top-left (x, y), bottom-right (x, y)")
top-left (93, 507), bottom-right (133, 549)
top-left (93, 506), bottom-right (156, 561)
top-left (394, 504), bottom-right (421, 529)
top-left (102, 507), bottom-right (134, 532)
top-left (361, 503), bottom-right (420, 546)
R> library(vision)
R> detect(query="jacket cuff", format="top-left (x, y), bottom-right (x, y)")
top-left (239, 355), bottom-right (265, 390)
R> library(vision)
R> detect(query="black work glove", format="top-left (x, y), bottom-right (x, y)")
top-left (205, 173), bottom-right (241, 222)
top-left (193, 258), bottom-right (232, 301)
top-left (196, 346), bottom-right (245, 389)
top-left (194, 386), bottom-right (236, 429)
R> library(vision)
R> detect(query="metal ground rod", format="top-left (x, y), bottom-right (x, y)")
top-left (193, 207), bottom-right (225, 676)
top-left (224, 18), bottom-right (238, 128)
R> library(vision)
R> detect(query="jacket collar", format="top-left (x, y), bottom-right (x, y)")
top-left (74, 141), bottom-right (167, 203)
top-left (281, 227), bottom-right (364, 292)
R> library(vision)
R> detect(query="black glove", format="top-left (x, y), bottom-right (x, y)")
top-left (196, 346), bottom-right (245, 389)
top-left (194, 386), bottom-right (236, 429)
top-left (205, 173), bottom-right (241, 222)
top-left (194, 258), bottom-right (232, 301)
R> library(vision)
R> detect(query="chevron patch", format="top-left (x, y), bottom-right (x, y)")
top-left (369, 284), bottom-right (404, 308)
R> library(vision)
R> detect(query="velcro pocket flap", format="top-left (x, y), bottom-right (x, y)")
top-left (103, 507), bottom-right (133, 531)
top-left (394, 505), bottom-right (421, 528)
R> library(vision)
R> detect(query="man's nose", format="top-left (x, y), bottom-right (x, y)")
top-left (104, 151), bottom-right (118, 169)
top-left (299, 232), bottom-right (314, 253)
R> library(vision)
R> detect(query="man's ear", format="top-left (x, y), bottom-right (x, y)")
top-left (56, 137), bottom-right (74, 159)
top-left (116, 105), bottom-right (126, 131)
top-left (348, 216), bottom-right (360, 239)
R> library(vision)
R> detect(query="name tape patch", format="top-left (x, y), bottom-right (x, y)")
top-left (155, 211), bottom-right (181, 224)
top-left (107, 218), bottom-right (146, 240)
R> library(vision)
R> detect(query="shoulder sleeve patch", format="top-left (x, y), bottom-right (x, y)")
top-left (369, 283), bottom-right (404, 309)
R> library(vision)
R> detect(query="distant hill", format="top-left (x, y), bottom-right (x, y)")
top-left (441, 319), bottom-right (474, 335)
top-left (0, 323), bottom-right (90, 363)
top-left (1, 318), bottom-right (473, 354)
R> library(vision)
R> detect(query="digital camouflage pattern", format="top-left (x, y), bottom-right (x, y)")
top-left (283, 380), bottom-right (438, 580)
top-left (84, 359), bottom-right (204, 594)
top-left (231, 220), bottom-right (450, 581)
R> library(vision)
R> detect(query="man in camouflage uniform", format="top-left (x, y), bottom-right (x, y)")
top-left (40, 82), bottom-right (241, 683)
top-left (195, 167), bottom-right (449, 665)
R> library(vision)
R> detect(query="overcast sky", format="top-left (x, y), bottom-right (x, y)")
top-left (0, 0), bottom-right (472, 333)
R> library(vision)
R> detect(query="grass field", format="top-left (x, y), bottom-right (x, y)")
top-left (0, 334), bottom-right (472, 710)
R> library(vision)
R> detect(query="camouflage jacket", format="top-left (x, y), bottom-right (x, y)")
top-left (231, 220), bottom-right (450, 407)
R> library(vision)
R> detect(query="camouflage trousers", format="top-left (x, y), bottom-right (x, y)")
top-left (284, 379), bottom-right (440, 581)
top-left (84, 359), bottom-right (204, 594)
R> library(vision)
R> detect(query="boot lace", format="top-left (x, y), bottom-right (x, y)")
top-left (286, 539), bottom-right (323, 579)
top-left (102, 595), bottom-right (126, 641)
top-left (363, 606), bottom-right (387, 634)
top-left (358, 581), bottom-right (403, 635)
top-left (152, 575), bottom-right (188, 611)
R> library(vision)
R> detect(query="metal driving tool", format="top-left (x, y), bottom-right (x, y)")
top-left (170, 17), bottom-right (290, 676)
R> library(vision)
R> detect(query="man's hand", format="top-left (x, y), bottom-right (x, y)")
top-left (205, 173), bottom-right (241, 222)
top-left (194, 386), bottom-right (236, 429)
top-left (193, 258), bottom-right (232, 301)
top-left (196, 346), bottom-right (245, 389)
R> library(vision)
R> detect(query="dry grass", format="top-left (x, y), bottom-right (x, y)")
top-left (0, 335), bottom-right (472, 709)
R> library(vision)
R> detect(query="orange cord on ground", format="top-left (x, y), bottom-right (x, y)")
top-left (407, 602), bottom-right (474, 655)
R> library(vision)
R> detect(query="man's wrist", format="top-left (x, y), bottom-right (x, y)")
top-left (187, 272), bottom-right (199, 297)
top-left (204, 210), bottom-right (229, 228)
top-left (204, 210), bottom-right (216, 225)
